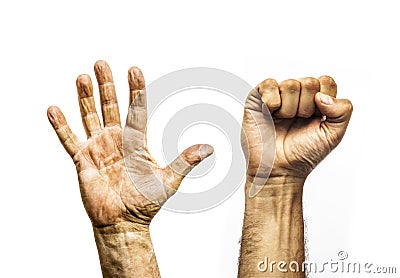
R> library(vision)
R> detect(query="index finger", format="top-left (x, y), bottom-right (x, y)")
top-left (126, 66), bottom-right (147, 133)
top-left (319, 75), bottom-right (337, 98)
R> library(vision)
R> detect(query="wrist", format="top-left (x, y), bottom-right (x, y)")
top-left (93, 221), bottom-right (152, 251)
top-left (260, 175), bottom-right (306, 185)
top-left (245, 175), bottom-right (305, 200)
top-left (244, 175), bottom-right (305, 221)
top-left (93, 221), bottom-right (159, 278)
top-left (93, 221), bottom-right (150, 235)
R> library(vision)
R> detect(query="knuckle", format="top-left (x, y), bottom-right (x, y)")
top-left (258, 78), bottom-right (278, 92)
top-left (300, 77), bottom-right (320, 91)
top-left (279, 79), bottom-right (300, 92)
top-left (319, 75), bottom-right (337, 88)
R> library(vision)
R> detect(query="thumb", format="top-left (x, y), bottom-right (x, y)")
top-left (165, 144), bottom-right (214, 190)
top-left (315, 92), bottom-right (353, 145)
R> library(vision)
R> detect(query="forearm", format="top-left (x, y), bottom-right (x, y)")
top-left (93, 222), bottom-right (160, 278)
top-left (238, 176), bottom-right (305, 277)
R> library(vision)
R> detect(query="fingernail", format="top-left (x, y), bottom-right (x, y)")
top-left (94, 60), bottom-right (113, 84)
top-left (128, 66), bottom-right (145, 90)
top-left (199, 144), bottom-right (214, 159)
top-left (319, 93), bottom-right (333, 105)
top-left (76, 75), bottom-right (93, 98)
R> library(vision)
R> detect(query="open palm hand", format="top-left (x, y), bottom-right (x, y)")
top-left (47, 61), bottom-right (213, 227)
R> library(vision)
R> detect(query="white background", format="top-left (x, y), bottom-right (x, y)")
top-left (1, 1), bottom-right (399, 277)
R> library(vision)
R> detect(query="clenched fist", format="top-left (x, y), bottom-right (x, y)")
top-left (242, 76), bottom-right (353, 195)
